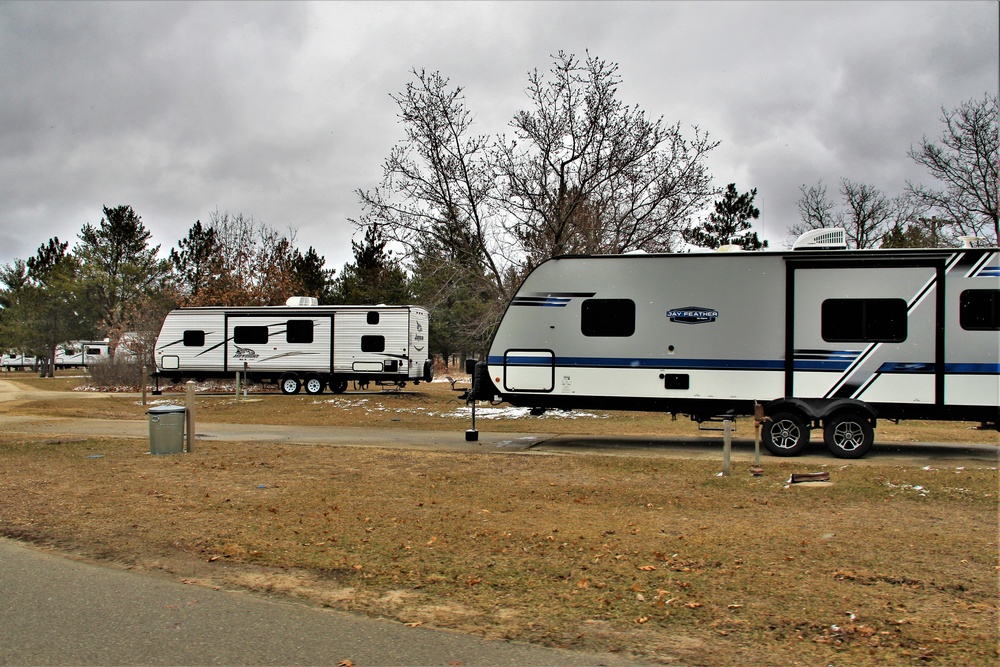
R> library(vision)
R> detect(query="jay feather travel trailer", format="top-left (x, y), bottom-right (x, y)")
top-left (153, 299), bottom-right (432, 394)
top-left (469, 230), bottom-right (999, 458)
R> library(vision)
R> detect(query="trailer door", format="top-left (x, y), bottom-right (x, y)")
top-left (502, 349), bottom-right (555, 392)
top-left (786, 258), bottom-right (943, 406)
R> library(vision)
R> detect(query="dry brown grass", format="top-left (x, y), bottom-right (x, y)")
top-left (0, 373), bottom-right (998, 665)
top-left (4, 371), bottom-right (999, 445)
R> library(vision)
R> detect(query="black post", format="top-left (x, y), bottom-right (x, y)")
top-left (465, 360), bottom-right (479, 442)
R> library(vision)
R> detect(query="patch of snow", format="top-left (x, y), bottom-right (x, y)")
top-left (881, 481), bottom-right (929, 497)
top-left (437, 406), bottom-right (609, 420)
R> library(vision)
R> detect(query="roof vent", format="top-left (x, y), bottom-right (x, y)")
top-left (285, 296), bottom-right (318, 307)
top-left (792, 228), bottom-right (848, 251)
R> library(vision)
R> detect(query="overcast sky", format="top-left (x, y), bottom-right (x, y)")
top-left (1, 0), bottom-right (997, 273)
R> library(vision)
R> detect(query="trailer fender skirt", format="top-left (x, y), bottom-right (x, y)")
top-left (764, 397), bottom-right (877, 423)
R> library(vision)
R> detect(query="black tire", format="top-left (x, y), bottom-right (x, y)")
top-left (762, 411), bottom-right (810, 456)
top-left (280, 374), bottom-right (301, 395)
top-left (330, 379), bottom-right (348, 394)
top-left (824, 413), bottom-right (874, 459)
top-left (304, 374), bottom-right (325, 395)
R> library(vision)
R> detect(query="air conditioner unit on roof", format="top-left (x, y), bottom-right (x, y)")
top-left (285, 296), bottom-right (319, 307)
top-left (792, 228), bottom-right (848, 250)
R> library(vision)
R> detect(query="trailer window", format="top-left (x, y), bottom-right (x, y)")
top-left (367, 311), bottom-right (380, 325)
top-left (86, 348), bottom-right (102, 355)
top-left (821, 298), bottom-right (907, 343)
top-left (183, 330), bottom-right (205, 347)
top-left (361, 335), bottom-right (385, 352)
top-left (960, 289), bottom-right (1000, 331)
top-left (286, 319), bottom-right (314, 344)
top-left (234, 326), bottom-right (268, 345)
top-left (581, 299), bottom-right (636, 337)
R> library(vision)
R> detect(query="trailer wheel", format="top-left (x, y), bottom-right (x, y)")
top-left (330, 379), bottom-right (348, 394)
top-left (762, 411), bottom-right (810, 456)
top-left (280, 374), bottom-right (301, 395)
top-left (824, 414), bottom-right (874, 459)
top-left (304, 374), bottom-right (325, 395)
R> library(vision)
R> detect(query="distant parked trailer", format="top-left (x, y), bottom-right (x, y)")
top-left (54, 341), bottom-right (110, 369)
top-left (153, 298), bottom-right (432, 394)
top-left (1, 352), bottom-right (36, 370)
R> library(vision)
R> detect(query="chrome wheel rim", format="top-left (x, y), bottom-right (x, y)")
top-left (771, 420), bottom-right (801, 450)
top-left (832, 421), bottom-right (864, 451)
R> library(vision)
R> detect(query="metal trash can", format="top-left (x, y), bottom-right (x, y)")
top-left (147, 404), bottom-right (186, 455)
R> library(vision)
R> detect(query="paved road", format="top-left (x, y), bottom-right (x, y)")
top-left (0, 379), bottom-right (995, 467)
top-left (0, 410), bottom-right (995, 467)
top-left (0, 538), bottom-right (646, 666)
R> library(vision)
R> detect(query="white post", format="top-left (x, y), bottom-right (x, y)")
top-left (185, 380), bottom-right (195, 453)
top-left (722, 419), bottom-right (732, 476)
top-left (751, 404), bottom-right (764, 476)
top-left (141, 365), bottom-right (147, 406)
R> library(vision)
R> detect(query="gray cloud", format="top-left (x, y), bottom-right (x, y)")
top-left (0, 0), bottom-right (996, 270)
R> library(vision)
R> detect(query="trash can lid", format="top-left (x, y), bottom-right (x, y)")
top-left (146, 404), bottom-right (186, 414)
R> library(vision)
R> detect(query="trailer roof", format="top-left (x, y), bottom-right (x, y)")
top-left (549, 245), bottom-right (997, 261)
top-left (169, 304), bottom-right (427, 312)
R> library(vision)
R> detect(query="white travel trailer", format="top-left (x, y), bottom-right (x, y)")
top-left (153, 298), bottom-right (432, 394)
top-left (469, 230), bottom-right (1000, 458)
top-left (3, 341), bottom-right (108, 370)
top-left (54, 340), bottom-right (110, 368)
top-left (1, 352), bottom-right (36, 370)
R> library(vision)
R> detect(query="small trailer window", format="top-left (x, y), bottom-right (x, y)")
top-left (234, 326), bottom-right (268, 345)
top-left (361, 335), bottom-right (385, 352)
top-left (581, 299), bottom-right (636, 337)
top-left (286, 319), bottom-right (314, 344)
top-left (821, 298), bottom-right (907, 343)
top-left (183, 330), bottom-right (205, 347)
top-left (960, 289), bottom-right (1000, 331)
top-left (86, 348), bottom-right (102, 355)
top-left (367, 311), bottom-right (380, 325)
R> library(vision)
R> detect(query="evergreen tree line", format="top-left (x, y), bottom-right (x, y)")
top-left (1, 51), bottom-right (994, 371)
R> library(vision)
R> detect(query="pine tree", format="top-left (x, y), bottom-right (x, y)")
top-left (330, 225), bottom-right (411, 305)
top-left (685, 183), bottom-right (767, 250)
top-left (170, 220), bottom-right (220, 300)
top-left (76, 205), bottom-right (170, 342)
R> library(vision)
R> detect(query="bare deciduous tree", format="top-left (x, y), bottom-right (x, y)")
top-left (497, 51), bottom-right (718, 265)
top-left (191, 210), bottom-right (303, 306)
top-left (791, 179), bottom-right (913, 248)
top-left (907, 93), bottom-right (998, 244)
top-left (354, 70), bottom-right (509, 292)
top-left (355, 53), bottom-right (720, 355)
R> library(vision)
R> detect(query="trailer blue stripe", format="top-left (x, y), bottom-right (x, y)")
top-left (488, 357), bottom-right (1000, 374)
top-left (944, 363), bottom-right (1000, 373)
top-left (490, 355), bottom-right (784, 371)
